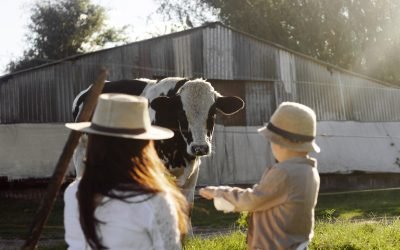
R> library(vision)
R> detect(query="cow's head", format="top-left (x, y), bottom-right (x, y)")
top-left (151, 79), bottom-right (244, 157)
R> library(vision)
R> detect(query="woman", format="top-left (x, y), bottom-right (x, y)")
top-left (64, 93), bottom-right (188, 250)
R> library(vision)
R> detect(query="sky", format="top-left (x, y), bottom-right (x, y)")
top-left (0, 0), bottom-right (168, 75)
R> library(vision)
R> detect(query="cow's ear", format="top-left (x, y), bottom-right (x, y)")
top-left (215, 96), bottom-right (245, 115)
top-left (150, 96), bottom-right (181, 112)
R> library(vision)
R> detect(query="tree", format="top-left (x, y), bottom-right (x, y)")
top-left (7, 0), bottom-right (128, 73)
top-left (154, 0), bottom-right (400, 85)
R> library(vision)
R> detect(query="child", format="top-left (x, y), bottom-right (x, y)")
top-left (200, 102), bottom-right (320, 250)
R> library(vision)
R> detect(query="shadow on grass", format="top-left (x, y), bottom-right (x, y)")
top-left (2, 188), bottom-right (400, 241)
top-left (0, 196), bottom-right (238, 240)
top-left (316, 188), bottom-right (400, 220)
top-left (0, 197), bottom-right (65, 240)
top-left (191, 198), bottom-right (240, 228)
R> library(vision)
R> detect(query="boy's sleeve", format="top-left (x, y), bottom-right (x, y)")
top-left (213, 167), bottom-right (288, 212)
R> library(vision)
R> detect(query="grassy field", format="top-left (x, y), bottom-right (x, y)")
top-left (0, 196), bottom-right (64, 240)
top-left (184, 219), bottom-right (400, 250)
top-left (2, 188), bottom-right (400, 249)
top-left (184, 231), bottom-right (246, 250)
top-left (316, 188), bottom-right (400, 220)
top-left (311, 219), bottom-right (400, 249)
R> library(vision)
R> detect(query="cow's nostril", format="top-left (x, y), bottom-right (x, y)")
top-left (191, 146), bottom-right (201, 155)
top-left (202, 145), bottom-right (209, 154)
top-left (191, 145), bottom-right (210, 156)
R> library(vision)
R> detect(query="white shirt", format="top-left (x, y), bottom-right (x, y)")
top-left (64, 179), bottom-right (181, 250)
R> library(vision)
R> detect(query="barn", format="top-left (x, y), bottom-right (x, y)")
top-left (1, 22), bottom-right (400, 192)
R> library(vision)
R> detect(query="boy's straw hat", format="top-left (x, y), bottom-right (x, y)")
top-left (258, 102), bottom-right (320, 153)
top-left (66, 93), bottom-right (173, 140)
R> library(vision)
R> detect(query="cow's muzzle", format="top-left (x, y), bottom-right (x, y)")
top-left (190, 144), bottom-right (210, 156)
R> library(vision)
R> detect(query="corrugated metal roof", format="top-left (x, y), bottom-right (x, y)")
top-left (1, 22), bottom-right (399, 123)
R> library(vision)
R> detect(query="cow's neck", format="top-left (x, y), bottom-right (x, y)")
top-left (155, 135), bottom-right (196, 170)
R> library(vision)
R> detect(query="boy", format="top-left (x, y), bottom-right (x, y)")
top-left (199, 102), bottom-right (320, 250)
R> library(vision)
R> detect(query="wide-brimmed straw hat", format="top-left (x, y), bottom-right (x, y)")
top-left (66, 93), bottom-right (174, 140)
top-left (258, 102), bottom-right (320, 153)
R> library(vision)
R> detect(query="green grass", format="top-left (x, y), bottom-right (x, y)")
top-left (310, 219), bottom-right (400, 250)
top-left (0, 197), bottom-right (64, 240)
top-left (184, 231), bottom-right (246, 250)
top-left (21, 220), bottom-right (400, 250)
top-left (185, 219), bottom-right (400, 250)
top-left (191, 198), bottom-right (240, 228)
top-left (2, 188), bottom-right (400, 249)
top-left (0, 196), bottom-right (240, 240)
top-left (316, 189), bottom-right (400, 220)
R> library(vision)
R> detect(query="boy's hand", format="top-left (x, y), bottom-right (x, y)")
top-left (199, 186), bottom-right (218, 200)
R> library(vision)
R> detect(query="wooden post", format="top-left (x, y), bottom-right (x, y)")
top-left (21, 69), bottom-right (108, 250)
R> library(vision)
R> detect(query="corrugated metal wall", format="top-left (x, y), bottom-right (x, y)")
top-left (1, 23), bottom-right (400, 124)
top-left (0, 29), bottom-right (205, 124)
top-left (202, 24), bottom-right (277, 80)
top-left (0, 63), bottom-right (99, 123)
top-left (245, 82), bottom-right (276, 125)
top-left (203, 24), bottom-right (400, 124)
top-left (203, 24), bottom-right (234, 79)
top-left (272, 53), bottom-right (400, 122)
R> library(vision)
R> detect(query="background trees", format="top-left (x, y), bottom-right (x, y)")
top-left (7, 0), bottom-right (127, 73)
top-left (155, 0), bottom-right (400, 85)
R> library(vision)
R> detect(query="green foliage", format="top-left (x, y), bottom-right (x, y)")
top-left (154, 0), bottom-right (219, 30)
top-left (155, 0), bottom-right (400, 84)
top-left (236, 211), bottom-right (248, 229)
top-left (321, 208), bottom-right (336, 222)
top-left (7, 0), bottom-right (128, 73)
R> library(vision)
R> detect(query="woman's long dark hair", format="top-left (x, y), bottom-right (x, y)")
top-left (77, 134), bottom-right (188, 249)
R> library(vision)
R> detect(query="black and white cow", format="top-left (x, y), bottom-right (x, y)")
top-left (72, 77), bottom-right (244, 226)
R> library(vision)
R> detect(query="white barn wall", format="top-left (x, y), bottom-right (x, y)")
top-left (2, 122), bottom-right (400, 184)
top-left (199, 122), bottom-right (400, 185)
top-left (316, 121), bottom-right (400, 173)
top-left (0, 124), bottom-right (73, 180)
top-left (198, 125), bottom-right (274, 185)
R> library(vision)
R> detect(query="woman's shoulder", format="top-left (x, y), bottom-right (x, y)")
top-left (64, 179), bottom-right (80, 201)
top-left (148, 192), bottom-right (176, 209)
top-left (110, 192), bottom-right (178, 228)
top-left (101, 192), bottom-right (172, 211)
top-left (123, 192), bottom-right (178, 222)
top-left (122, 192), bottom-right (174, 211)
top-left (149, 192), bottom-right (179, 224)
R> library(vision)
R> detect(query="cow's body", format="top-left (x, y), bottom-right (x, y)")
top-left (72, 77), bottom-right (244, 233)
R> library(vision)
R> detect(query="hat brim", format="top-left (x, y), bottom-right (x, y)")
top-left (65, 122), bottom-right (174, 140)
top-left (258, 125), bottom-right (320, 153)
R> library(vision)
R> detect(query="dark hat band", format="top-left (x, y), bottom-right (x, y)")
top-left (267, 123), bottom-right (314, 142)
top-left (90, 123), bottom-right (147, 135)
